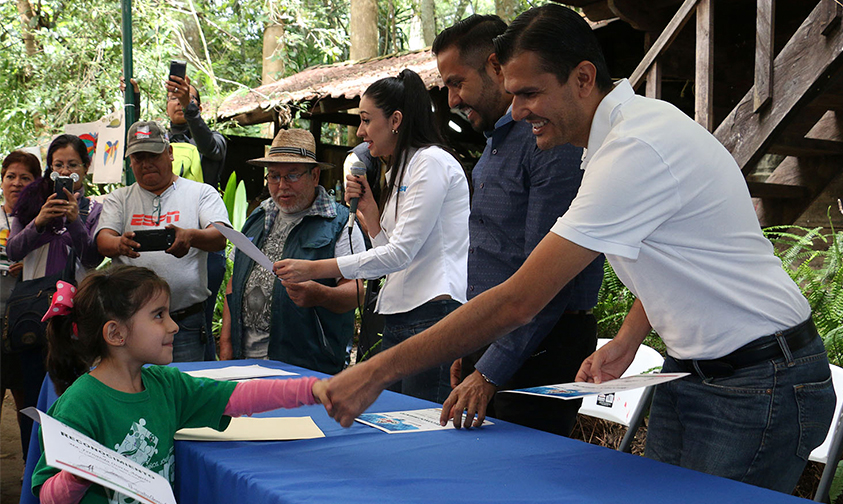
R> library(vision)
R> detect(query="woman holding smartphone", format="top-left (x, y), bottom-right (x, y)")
top-left (274, 69), bottom-right (470, 403)
top-left (7, 134), bottom-right (103, 280)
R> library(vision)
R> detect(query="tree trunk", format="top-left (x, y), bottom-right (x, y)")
top-left (419, 0), bottom-right (436, 46)
top-left (495, 0), bottom-right (516, 24)
top-left (262, 23), bottom-right (285, 85)
top-left (181, 16), bottom-right (205, 65)
top-left (16, 0), bottom-right (37, 56)
top-left (349, 0), bottom-right (378, 145)
top-left (350, 0), bottom-right (378, 60)
top-left (454, 0), bottom-right (471, 23)
top-left (390, 0), bottom-right (397, 53)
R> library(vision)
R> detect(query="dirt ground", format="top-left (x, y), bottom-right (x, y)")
top-left (1, 391), bottom-right (24, 504)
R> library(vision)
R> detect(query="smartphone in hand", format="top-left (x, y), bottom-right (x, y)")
top-left (133, 228), bottom-right (176, 252)
top-left (169, 60), bottom-right (187, 80)
top-left (53, 176), bottom-right (74, 201)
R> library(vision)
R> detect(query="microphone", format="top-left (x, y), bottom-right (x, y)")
top-left (347, 161), bottom-right (368, 229)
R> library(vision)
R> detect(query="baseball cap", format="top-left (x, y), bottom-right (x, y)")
top-left (124, 121), bottom-right (169, 158)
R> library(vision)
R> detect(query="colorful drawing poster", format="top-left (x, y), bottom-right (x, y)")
top-left (64, 122), bottom-right (100, 159)
top-left (91, 110), bottom-right (124, 184)
top-left (356, 408), bottom-right (493, 434)
top-left (501, 372), bottom-right (689, 400)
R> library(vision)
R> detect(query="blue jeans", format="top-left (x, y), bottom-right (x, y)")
top-left (646, 331), bottom-right (835, 493)
top-left (382, 299), bottom-right (461, 403)
top-left (172, 307), bottom-right (210, 362)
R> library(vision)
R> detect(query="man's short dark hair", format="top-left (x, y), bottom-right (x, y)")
top-left (493, 4), bottom-right (613, 92)
top-left (432, 14), bottom-right (507, 71)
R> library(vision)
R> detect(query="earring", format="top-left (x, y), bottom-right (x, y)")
top-left (391, 129), bottom-right (399, 135)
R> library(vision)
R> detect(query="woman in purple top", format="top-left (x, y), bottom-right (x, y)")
top-left (6, 135), bottom-right (104, 463)
top-left (7, 134), bottom-right (103, 279)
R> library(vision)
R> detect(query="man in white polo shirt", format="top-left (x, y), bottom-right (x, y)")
top-left (321, 4), bottom-right (835, 494)
top-left (96, 120), bottom-right (230, 362)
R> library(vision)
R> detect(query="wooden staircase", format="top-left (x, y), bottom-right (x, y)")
top-left (605, 0), bottom-right (843, 228)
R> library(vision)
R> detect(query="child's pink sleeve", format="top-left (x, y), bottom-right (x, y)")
top-left (224, 376), bottom-right (319, 417)
top-left (39, 470), bottom-right (92, 504)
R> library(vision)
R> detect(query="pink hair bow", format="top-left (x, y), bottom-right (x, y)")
top-left (42, 281), bottom-right (76, 322)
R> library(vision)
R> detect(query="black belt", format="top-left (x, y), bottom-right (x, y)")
top-left (170, 301), bottom-right (204, 322)
top-left (673, 318), bottom-right (819, 378)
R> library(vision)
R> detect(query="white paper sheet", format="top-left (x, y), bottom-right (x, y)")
top-left (212, 222), bottom-right (274, 272)
top-left (499, 372), bottom-right (689, 400)
top-left (356, 408), bottom-right (493, 434)
top-left (23, 408), bottom-right (176, 504)
top-left (184, 364), bottom-right (298, 381)
top-left (175, 416), bottom-right (324, 441)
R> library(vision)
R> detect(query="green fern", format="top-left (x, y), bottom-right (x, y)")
top-left (594, 213), bottom-right (843, 365)
top-left (765, 215), bottom-right (843, 367)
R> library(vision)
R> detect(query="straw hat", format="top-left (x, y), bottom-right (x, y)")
top-left (248, 129), bottom-right (333, 169)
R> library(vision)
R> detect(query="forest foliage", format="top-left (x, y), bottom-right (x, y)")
top-left (0, 0), bottom-right (541, 153)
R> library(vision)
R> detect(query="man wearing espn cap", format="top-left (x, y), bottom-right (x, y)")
top-left (95, 120), bottom-right (230, 361)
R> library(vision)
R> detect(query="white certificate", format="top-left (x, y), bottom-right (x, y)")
top-left (23, 408), bottom-right (176, 504)
top-left (500, 372), bottom-right (689, 400)
top-left (184, 364), bottom-right (298, 381)
top-left (212, 222), bottom-right (274, 272)
top-left (356, 408), bottom-right (493, 434)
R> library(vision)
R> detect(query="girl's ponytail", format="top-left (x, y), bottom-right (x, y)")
top-left (46, 314), bottom-right (87, 395)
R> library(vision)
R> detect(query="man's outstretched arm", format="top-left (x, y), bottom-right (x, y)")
top-left (323, 233), bottom-right (600, 427)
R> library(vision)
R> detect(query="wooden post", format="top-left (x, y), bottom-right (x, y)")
top-left (646, 61), bottom-right (662, 99)
top-left (754, 0), bottom-right (775, 112)
top-left (822, 0), bottom-right (842, 36)
top-left (630, 0), bottom-right (701, 89)
top-left (644, 33), bottom-right (662, 99)
top-left (695, 0), bottom-right (714, 130)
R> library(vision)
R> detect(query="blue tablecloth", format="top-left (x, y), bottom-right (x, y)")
top-left (23, 359), bottom-right (811, 503)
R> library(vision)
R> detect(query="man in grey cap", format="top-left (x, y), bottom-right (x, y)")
top-left (95, 120), bottom-right (230, 361)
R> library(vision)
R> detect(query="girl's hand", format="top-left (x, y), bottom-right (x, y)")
top-left (34, 194), bottom-right (69, 229)
top-left (345, 173), bottom-right (380, 236)
top-left (273, 259), bottom-right (314, 283)
top-left (312, 379), bottom-right (329, 405)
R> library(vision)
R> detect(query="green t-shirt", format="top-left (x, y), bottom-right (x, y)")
top-left (32, 365), bottom-right (237, 503)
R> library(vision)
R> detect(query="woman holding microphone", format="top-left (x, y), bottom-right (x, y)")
top-left (274, 69), bottom-right (470, 403)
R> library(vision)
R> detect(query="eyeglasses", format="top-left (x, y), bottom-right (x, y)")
top-left (152, 195), bottom-right (162, 225)
top-left (52, 162), bottom-right (85, 172)
top-left (167, 95), bottom-right (199, 104)
top-left (265, 170), bottom-right (312, 185)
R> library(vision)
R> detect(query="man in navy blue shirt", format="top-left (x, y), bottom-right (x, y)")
top-left (432, 15), bottom-right (604, 436)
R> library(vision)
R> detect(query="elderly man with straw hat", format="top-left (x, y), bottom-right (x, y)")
top-left (220, 129), bottom-right (365, 374)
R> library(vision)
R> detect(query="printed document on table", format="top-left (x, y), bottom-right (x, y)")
top-left (356, 408), bottom-right (493, 434)
top-left (500, 372), bottom-right (689, 400)
top-left (212, 222), bottom-right (274, 272)
top-left (176, 416), bottom-right (324, 441)
top-left (22, 408), bottom-right (176, 504)
top-left (184, 364), bottom-right (298, 381)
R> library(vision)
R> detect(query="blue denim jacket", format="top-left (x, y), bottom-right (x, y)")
top-left (227, 201), bottom-right (354, 374)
